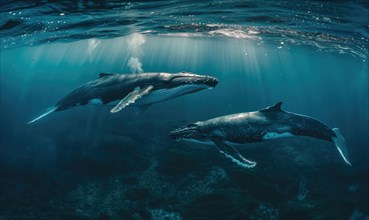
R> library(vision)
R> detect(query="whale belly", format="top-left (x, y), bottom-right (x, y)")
top-left (103, 84), bottom-right (207, 107)
top-left (135, 89), bottom-right (176, 104)
top-left (135, 85), bottom-right (207, 105)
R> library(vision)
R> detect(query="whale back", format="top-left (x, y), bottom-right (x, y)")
top-left (98, 73), bottom-right (116, 78)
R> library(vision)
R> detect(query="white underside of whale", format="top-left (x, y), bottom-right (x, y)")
top-left (28, 84), bottom-right (210, 124)
top-left (179, 138), bottom-right (256, 168)
top-left (134, 84), bottom-right (209, 105)
top-left (88, 84), bottom-right (210, 107)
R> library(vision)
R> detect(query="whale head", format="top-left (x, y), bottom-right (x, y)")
top-left (163, 72), bottom-right (218, 93)
top-left (169, 122), bottom-right (211, 144)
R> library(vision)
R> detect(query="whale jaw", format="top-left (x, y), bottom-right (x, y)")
top-left (135, 84), bottom-right (210, 105)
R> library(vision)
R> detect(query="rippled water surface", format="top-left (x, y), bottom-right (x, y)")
top-left (0, 1), bottom-right (368, 220)
top-left (1, 1), bottom-right (368, 59)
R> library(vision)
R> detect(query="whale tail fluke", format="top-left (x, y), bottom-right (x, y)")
top-left (27, 106), bottom-right (57, 124)
top-left (332, 128), bottom-right (352, 166)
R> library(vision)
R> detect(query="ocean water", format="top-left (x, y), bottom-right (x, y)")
top-left (1, 1), bottom-right (368, 219)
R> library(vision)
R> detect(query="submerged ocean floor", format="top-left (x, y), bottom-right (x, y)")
top-left (1, 115), bottom-right (368, 219)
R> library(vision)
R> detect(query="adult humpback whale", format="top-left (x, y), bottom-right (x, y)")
top-left (170, 102), bottom-right (351, 168)
top-left (28, 72), bottom-right (218, 124)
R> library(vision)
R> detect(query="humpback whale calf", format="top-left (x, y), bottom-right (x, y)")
top-left (170, 102), bottom-right (351, 168)
top-left (28, 72), bottom-right (218, 124)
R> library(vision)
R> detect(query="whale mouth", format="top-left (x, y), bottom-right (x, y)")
top-left (169, 123), bottom-right (203, 141)
top-left (169, 129), bottom-right (198, 141)
top-left (202, 76), bottom-right (219, 88)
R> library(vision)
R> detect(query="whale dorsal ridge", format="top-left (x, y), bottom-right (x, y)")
top-left (99, 73), bottom-right (115, 78)
top-left (260, 102), bottom-right (283, 112)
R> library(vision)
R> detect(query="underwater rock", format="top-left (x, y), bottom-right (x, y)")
top-left (157, 151), bottom-right (200, 177)
top-left (125, 188), bottom-right (150, 201)
top-left (183, 193), bottom-right (241, 219)
top-left (64, 178), bottom-right (134, 218)
top-left (59, 213), bottom-right (90, 220)
top-left (296, 176), bottom-right (309, 201)
top-left (149, 209), bottom-right (182, 220)
top-left (349, 209), bottom-right (369, 220)
top-left (250, 204), bottom-right (279, 220)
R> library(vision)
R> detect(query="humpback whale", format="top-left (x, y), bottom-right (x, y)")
top-left (170, 102), bottom-right (351, 168)
top-left (28, 72), bottom-right (218, 123)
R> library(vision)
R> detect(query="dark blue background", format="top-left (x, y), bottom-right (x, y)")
top-left (1, 36), bottom-right (368, 219)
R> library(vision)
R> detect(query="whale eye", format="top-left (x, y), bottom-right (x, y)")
top-left (186, 123), bottom-right (198, 128)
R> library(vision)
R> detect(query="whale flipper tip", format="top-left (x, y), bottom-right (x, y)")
top-left (332, 128), bottom-right (351, 166)
top-left (27, 106), bottom-right (57, 124)
top-left (213, 139), bottom-right (257, 169)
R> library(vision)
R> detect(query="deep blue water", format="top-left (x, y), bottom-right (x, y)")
top-left (1, 1), bottom-right (368, 219)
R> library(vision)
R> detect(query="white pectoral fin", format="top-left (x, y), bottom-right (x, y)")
top-left (27, 106), bottom-right (57, 124)
top-left (332, 128), bottom-right (352, 166)
top-left (110, 85), bottom-right (154, 113)
top-left (213, 139), bottom-right (257, 168)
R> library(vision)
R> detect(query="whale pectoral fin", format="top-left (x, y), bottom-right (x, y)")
top-left (110, 85), bottom-right (154, 113)
top-left (213, 139), bottom-right (257, 168)
top-left (27, 106), bottom-right (57, 124)
top-left (332, 128), bottom-right (352, 166)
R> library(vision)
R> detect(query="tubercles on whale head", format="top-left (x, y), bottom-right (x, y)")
top-left (168, 72), bottom-right (219, 89)
top-left (155, 72), bottom-right (218, 98)
top-left (169, 122), bottom-right (209, 142)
